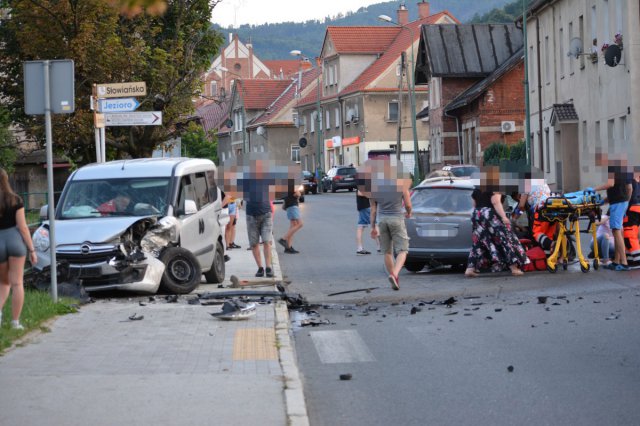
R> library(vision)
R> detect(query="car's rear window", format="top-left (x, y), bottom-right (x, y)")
top-left (450, 166), bottom-right (479, 177)
top-left (411, 187), bottom-right (473, 214)
top-left (338, 168), bottom-right (356, 176)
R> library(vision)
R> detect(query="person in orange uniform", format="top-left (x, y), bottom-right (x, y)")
top-left (623, 172), bottom-right (640, 266)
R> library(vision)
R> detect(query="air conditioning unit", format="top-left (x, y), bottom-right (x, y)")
top-left (501, 121), bottom-right (516, 133)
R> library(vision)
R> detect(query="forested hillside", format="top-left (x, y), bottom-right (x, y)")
top-left (469, 0), bottom-right (534, 24)
top-left (212, 0), bottom-right (513, 60)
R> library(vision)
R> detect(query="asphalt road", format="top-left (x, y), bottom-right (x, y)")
top-left (273, 191), bottom-right (640, 426)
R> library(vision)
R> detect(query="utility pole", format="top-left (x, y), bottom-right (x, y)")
top-left (396, 52), bottom-right (405, 161)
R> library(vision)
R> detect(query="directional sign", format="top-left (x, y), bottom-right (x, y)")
top-left (105, 111), bottom-right (162, 126)
top-left (98, 98), bottom-right (140, 113)
top-left (97, 82), bottom-right (146, 98)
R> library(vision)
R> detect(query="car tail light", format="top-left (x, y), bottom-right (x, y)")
top-left (333, 176), bottom-right (342, 181)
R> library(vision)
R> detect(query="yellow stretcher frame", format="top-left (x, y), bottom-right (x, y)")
top-left (538, 197), bottom-right (602, 273)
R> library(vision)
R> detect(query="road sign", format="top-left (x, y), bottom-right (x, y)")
top-left (97, 82), bottom-right (146, 98)
top-left (98, 98), bottom-right (140, 113)
top-left (24, 60), bottom-right (75, 115)
top-left (105, 111), bottom-right (162, 126)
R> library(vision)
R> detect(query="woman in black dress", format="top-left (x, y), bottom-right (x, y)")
top-left (465, 167), bottom-right (528, 277)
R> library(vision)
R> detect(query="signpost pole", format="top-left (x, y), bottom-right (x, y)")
top-left (43, 61), bottom-right (58, 302)
top-left (100, 126), bottom-right (106, 162)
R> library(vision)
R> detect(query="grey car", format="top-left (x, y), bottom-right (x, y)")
top-left (404, 178), bottom-right (475, 272)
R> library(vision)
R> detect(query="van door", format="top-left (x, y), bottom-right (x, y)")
top-left (176, 173), bottom-right (214, 268)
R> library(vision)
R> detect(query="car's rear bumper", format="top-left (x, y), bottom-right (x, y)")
top-left (407, 248), bottom-right (471, 265)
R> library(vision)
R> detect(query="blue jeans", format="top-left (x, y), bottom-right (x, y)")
top-left (590, 235), bottom-right (614, 260)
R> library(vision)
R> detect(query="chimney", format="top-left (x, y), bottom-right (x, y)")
top-left (397, 3), bottom-right (409, 26)
top-left (418, 1), bottom-right (430, 19)
top-left (300, 58), bottom-right (312, 70)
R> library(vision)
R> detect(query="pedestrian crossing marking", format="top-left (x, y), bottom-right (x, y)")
top-left (310, 330), bottom-right (375, 364)
top-left (233, 328), bottom-right (278, 360)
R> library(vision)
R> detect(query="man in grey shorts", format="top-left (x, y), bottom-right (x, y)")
top-left (369, 170), bottom-right (412, 291)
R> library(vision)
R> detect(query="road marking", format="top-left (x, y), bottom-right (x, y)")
top-left (310, 330), bottom-right (375, 364)
top-left (233, 328), bottom-right (278, 360)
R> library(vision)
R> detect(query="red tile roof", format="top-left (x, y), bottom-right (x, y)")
top-left (238, 79), bottom-right (293, 110)
top-left (341, 11), bottom-right (458, 96)
top-left (324, 26), bottom-right (400, 54)
top-left (251, 67), bottom-right (322, 127)
top-left (196, 100), bottom-right (231, 133)
top-left (263, 60), bottom-right (302, 78)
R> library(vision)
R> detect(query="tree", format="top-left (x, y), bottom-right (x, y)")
top-left (181, 121), bottom-right (218, 163)
top-left (0, 0), bottom-right (224, 165)
top-left (0, 106), bottom-right (17, 173)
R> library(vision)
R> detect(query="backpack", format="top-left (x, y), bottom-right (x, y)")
top-left (520, 239), bottom-right (547, 272)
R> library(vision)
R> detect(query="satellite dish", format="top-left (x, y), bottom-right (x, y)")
top-left (256, 126), bottom-right (266, 136)
top-left (567, 37), bottom-right (583, 59)
top-left (225, 118), bottom-right (233, 128)
top-left (298, 137), bottom-right (307, 148)
top-left (604, 44), bottom-right (622, 67)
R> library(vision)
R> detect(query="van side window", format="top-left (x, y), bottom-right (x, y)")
top-left (177, 175), bottom-right (196, 215)
top-left (206, 170), bottom-right (218, 202)
top-left (194, 172), bottom-right (210, 208)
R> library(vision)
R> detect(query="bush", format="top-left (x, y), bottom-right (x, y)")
top-left (483, 140), bottom-right (527, 165)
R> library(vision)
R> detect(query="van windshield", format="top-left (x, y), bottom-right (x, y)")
top-left (59, 178), bottom-right (171, 219)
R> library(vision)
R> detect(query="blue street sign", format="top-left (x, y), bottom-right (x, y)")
top-left (98, 97), bottom-right (140, 113)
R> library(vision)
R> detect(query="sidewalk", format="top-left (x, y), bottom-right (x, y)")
top-left (0, 210), bottom-right (308, 426)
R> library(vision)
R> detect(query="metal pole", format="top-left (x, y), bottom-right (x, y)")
top-left (240, 82), bottom-right (247, 154)
top-left (523, 0), bottom-right (531, 165)
top-left (100, 126), bottom-right (106, 163)
top-left (43, 60), bottom-right (58, 302)
top-left (316, 68), bottom-right (323, 187)
top-left (396, 52), bottom-right (404, 161)
top-left (403, 24), bottom-right (420, 185)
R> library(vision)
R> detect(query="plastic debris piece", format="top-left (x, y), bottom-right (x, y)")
top-left (507, 365), bottom-right (514, 372)
top-left (128, 313), bottom-right (144, 321)
top-left (537, 296), bottom-right (548, 304)
top-left (210, 299), bottom-right (257, 321)
top-left (339, 374), bottom-right (352, 381)
top-left (165, 295), bottom-right (178, 303)
top-left (485, 316), bottom-right (493, 320)
top-left (410, 307), bottom-right (421, 315)
top-left (494, 308), bottom-right (502, 312)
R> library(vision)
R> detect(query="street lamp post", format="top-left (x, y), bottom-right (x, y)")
top-left (379, 14), bottom-right (420, 185)
top-left (291, 50), bottom-right (324, 191)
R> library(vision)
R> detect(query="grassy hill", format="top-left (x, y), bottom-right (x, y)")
top-left (212, 0), bottom-right (515, 60)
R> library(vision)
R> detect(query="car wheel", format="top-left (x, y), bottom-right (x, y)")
top-left (348, 187), bottom-right (353, 192)
top-left (331, 182), bottom-right (337, 193)
top-left (203, 240), bottom-right (225, 284)
top-left (404, 261), bottom-right (425, 273)
top-left (160, 246), bottom-right (202, 294)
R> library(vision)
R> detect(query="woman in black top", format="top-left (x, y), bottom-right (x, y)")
top-left (0, 168), bottom-right (38, 330)
top-left (465, 168), bottom-right (528, 277)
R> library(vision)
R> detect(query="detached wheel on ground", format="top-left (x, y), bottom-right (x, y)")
top-left (404, 261), bottom-right (425, 273)
top-left (160, 246), bottom-right (202, 294)
top-left (203, 240), bottom-right (225, 284)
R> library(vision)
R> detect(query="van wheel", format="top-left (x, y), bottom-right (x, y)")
top-left (160, 247), bottom-right (201, 294)
top-left (404, 261), bottom-right (425, 272)
top-left (204, 241), bottom-right (225, 284)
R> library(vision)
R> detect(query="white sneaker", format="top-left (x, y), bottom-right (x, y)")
top-left (11, 320), bottom-right (24, 330)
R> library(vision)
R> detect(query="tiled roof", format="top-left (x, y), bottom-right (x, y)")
top-left (239, 79), bottom-right (294, 110)
top-left (550, 103), bottom-right (579, 125)
top-left (445, 47), bottom-right (524, 113)
top-left (340, 11), bottom-right (458, 97)
top-left (251, 67), bottom-right (322, 127)
top-left (325, 26), bottom-right (400, 54)
top-left (417, 24), bottom-right (524, 80)
top-left (263, 60), bottom-right (302, 78)
top-left (196, 100), bottom-right (231, 133)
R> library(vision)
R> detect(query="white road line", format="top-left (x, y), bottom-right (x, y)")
top-left (310, 330), bottom-right (375, 364)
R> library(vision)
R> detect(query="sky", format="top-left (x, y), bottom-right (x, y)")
top-left (211, 0), bottom-right (383, 27)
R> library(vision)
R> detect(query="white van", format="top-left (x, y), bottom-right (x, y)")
top-left (32, 158), bottom-right (227, 294)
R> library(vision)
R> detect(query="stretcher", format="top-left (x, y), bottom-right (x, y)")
top-left (538, 190), bottom-right (603, 273)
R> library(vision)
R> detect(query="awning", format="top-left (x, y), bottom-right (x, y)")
top-left (550, 103), bottom-right (579, 126)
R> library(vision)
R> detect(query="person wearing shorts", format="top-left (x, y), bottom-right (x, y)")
top-left (278, 186), bottom-right (303, 254)
top-left (356, 190), bottom-right (379, 255)
top-left (243, 170), bottom-right (275, 278)
top-left (595, 154), bottom-right (633, 271)
top-left (0, 168), bottom-right (38, 330)
top-left (225, 198), bottom-right (241, 250)
top-left (370, 186), bottom-right (412, 290)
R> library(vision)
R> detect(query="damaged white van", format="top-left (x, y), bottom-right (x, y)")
top-left (32, 158), bottom-right (227, 294)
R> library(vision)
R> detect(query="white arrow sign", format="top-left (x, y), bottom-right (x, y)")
top-left (105, 111), bottom-right (162, 126)
top-left (98, 98), bottom-right (140, 113)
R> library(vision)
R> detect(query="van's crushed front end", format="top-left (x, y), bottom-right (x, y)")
top-left (33, 216), bottom-right (180, 293)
